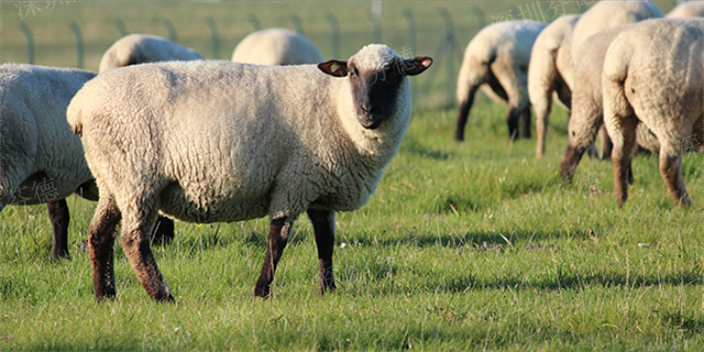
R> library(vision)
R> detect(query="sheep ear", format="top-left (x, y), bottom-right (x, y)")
top-left (403, 56), bottom-right (433, 76)
top-left (318, 60), bottom-right (349, 77)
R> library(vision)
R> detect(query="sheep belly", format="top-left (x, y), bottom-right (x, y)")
top-left (158, 181), bottom-right (271, 223)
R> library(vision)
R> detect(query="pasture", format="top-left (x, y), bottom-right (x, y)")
top-left (1, 1), bottom-right (702, 350)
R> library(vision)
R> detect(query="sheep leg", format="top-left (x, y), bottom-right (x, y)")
top-left (659, 147), bottom-right (691, 207)
top-left (308, 209), bottom-right (337, 295)
top-left (506, 107), bottom-right (522, 142)
top-left (254, 217), bottom-right (293, 298)
top-left (521, 107), bottom-right (532, 139)
top-left (455, 85), bottom-right (478, 141)
top-left (120, 200), bottom-right (173, 302)
top-left (88, 194), bottom-right (122, 300)
top-left (47, 199), bottom-right (70, 259)
top-left (151, 216), bottom-right (174, 245)
top-left (535, 100), bottom-right (551, 157)
top-left (560, 144), bottom-right (587, 184)
top-left (610, 117), bottom-right (638, 207)
top-left (599, 126), bottom-right (613, 160)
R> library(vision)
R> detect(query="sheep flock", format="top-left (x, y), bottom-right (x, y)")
top-left (1, 1), bottom-right (702, 301)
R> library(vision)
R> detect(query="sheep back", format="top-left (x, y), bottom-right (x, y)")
top-left (666, 1), bottom-right (704, 18)
top-left (0, 64), bottom-right (96, 205)
top-left (232, 28), bottom-right (324, 65)
top-left (571, 1), bottom-right (664, 60)
top-left (99, 34), bottom-right (204, 72)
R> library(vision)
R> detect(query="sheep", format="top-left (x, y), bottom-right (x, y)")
top-left (666, 1), bottom-right (704, 18)
top-left (570, 0), bottom-right (664, 61)
top-left (602, 18), bottom-right (703, 207)
top-left (455, 20), bottom-right (547, 142)
top-left (231, 28), bottom-right (324, 65)
top-left (99, 34), bottom-right (204, 73)
top-left (528, 14), bottom-right (580, 157)
top-left (67, 44), bottom-right (432, 301)
top-left (559, 25), bottom-right (660, 184)
top-left (0, 64), bottom-right (97, 258)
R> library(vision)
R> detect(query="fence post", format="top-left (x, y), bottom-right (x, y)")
top-left (206, 17), bottom-right (220, 60)
top-left (248, 14), bottom-right (261, 31)
top-left (325, 13), bottom-right (340, 58)
top-left (370, 15), bottom-right (381, 43)
top-left (163, 18), bottom-right (177, 42)
top-left (116, 20), bottom-right (129, 37)
top-left (402, 9), bottom-right (417, 104)
top-left (472, 6), bottom-right (487, 29)
top-left (20, 22), bottom-right (34, 64)
top-left (70, 22), bottom-right (84, 68)
top-left (290, 14), bottom-right (304, 35)
top-left (440, 8), bottom-right (456, 107)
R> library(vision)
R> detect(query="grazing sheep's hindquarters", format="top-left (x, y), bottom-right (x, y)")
top-left (232, 28), bottom-right (324, 66)
top-left (99, 34), bottom-right (204, 73)
top-left (68, 45), bottom-right (432, 301)
top-left (455, 20), bottom-right (546, 142)
top-left (602, 18), bottom-right (703, 206)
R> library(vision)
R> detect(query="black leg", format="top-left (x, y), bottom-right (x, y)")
top-left (308, 209), bottom-right (336, 295)
top-left (88, 195), bottom-right (122, 300)
top-left (47, 199), bottom-right (70, 259)
top-left (151, 216), bottom-right (175, 245)
top-left (254, 217), bottom-right (293, 298)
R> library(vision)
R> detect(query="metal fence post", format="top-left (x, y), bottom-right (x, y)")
top-left (116, 20), bottom-right (129, 37)
top-left (163, 18), bottom-right (177, 42)
top-left (19, 22), bottom-right (34, 64)
top-left (290, 14), bottom-right (304, 35)
top-left (325, 13), bottom-right (340, 58)
top-left (248, 14), bottom-right (261, 31)
top-left (402, 9), bottom-right (417, 104)
top-left (370, 15), bottom-right (381, 43)
top-left (440, 8), bottom-right (456, 107)
top-left (206, 17), bottom-right (220, 60)
top-left (472, 6), bottom-right (487, 29)
top-left (70, 22), bottom-right (84, 68)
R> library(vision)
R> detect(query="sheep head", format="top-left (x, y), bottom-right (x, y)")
top-left (318, 45), bottom-right (432, 130)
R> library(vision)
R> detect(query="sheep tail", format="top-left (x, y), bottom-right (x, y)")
top-left (66, 94), bottom-right (84, 137)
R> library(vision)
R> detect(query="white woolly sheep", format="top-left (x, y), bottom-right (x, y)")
top-left (570, 0), bottom-right (663, 61)
top-left (528, 14), bottom-right (580, 157)
top-left (99, 34), bottom-right (204, 73)
top-left (666, 1), bottom-right (704, 18)
top-left (456, 20), bottom-right (547, 141)
top-left (602, 18), bottom-right (703, 207)
top-left (0, 64), bottom-right (96, 258)
top-left (559, 25), bottom-right (659, 184)
top-left (231, 28), bottom-right (324, 65)
top-left (67, 44), bottom-right (432, 301)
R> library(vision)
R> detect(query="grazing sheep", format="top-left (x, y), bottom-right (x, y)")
top-left (602, 18), bottom-right (703, 206)
top-left (559, 25), bottom-right (660, 184)
top-left (231, 28), bottom-right (324, 65)
top-left (67, 45), bottom-right (432, 301)
top-left (528, 14), bottom-right (580, 157)
top-left (0, 64), bottom-right (97, 258)
top-left (666, 1), bottom-right (704, 18)
top-left (99, 34), bottom-right (204, 72)
top-left (455, 20), bottom-right (547, 141)
top-left (570, 0), bottom-right (664, 61)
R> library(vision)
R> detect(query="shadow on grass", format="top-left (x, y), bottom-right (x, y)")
top-left (401, 137), bottom-right (451, 160)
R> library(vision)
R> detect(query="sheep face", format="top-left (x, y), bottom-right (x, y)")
top-left (319, 46), bottom-right (431, 130)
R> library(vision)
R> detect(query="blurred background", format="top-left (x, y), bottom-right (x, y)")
top-left (1, 1), bottom-right (680, 109)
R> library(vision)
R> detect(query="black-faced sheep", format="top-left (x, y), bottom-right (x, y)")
top-left (99, 34), bottom-right (204, 73)
top-left (67, 45), bottom-right (432, 301)
top-left (602, 18), bottom-right (703, 206)
top-left (528, 14), bottom-right (580, 157)
top-left (0, 64), bottom-right (96, 258)
top-left (231, 28), bottom-right (324, 65)
top-left (455, 20), bottom-right (546, 141)
top-left (666, 1), bottom-right (704, 18)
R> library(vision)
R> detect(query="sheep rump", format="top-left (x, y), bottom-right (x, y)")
top-left (99, 34), bottom-right (204, 72)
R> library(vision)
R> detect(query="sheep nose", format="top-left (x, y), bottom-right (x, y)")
top-left (361, 101), bottom-right (376, 113)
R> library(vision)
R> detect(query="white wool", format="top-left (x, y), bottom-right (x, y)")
top-left (0, 64), bottom-right (95, 206)
top-left (666, 1), bottom-right (704, 18)
top-left (232, 28), bottom-right (324, 66)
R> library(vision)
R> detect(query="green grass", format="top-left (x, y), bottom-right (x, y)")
top-left (1, 99), bottom-right (702, 351)
top-left (0, 1), bottom-right (701, 350)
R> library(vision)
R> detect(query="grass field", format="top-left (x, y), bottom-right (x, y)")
top-left (1, 1), bottom-right (702, 351)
